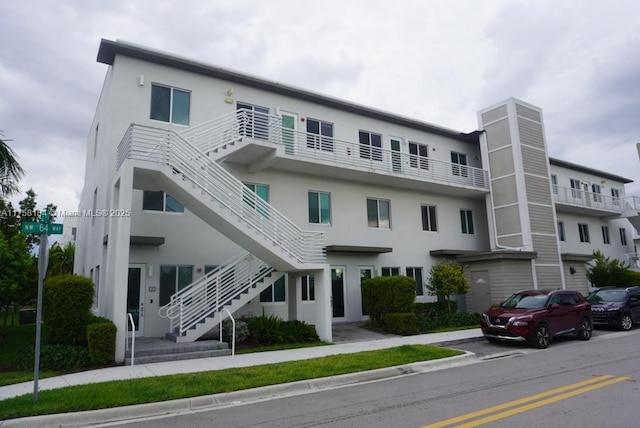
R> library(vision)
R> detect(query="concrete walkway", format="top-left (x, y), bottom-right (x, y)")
top-left (0, 326), bottom-right (484, 427)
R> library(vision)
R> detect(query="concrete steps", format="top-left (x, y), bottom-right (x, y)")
top-left (124, 339), bottom-right (231, 365)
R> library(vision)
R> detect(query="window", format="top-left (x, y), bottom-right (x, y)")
top-left (578, 223), bottom-right (590, 243)
top-left (237, 103), bottom-right (269, 140)
top-left (409, 142), bottom-right (429, 169)
top-left (460, 209), bottom-right (474, 234)
top-left (260, 275), bottom-right (286, 303)
top-left (93, 123), bottom-right (99, 158)
top-left (150, 84), bottom-right (190, 125)
top-left (243, 183), bottom-right (269, 217)
top-left (301, 275), bottom-right (315, 301)
top-left (591, 184), bottom-right (602, 203)
top-left (611, 188), bottom-right (621, 206)
top-left (367, 198), bottom-right (391, 229)
top-left (451, 152), bottom-right (468, 177)
top-left (602, 226), bottom-right (610, 244)
top-left (358, 131), bottom-right (382, 161)
top-left (558, 221), bottom-right (565, 241)
top-left (308, 191), bottom-right (331, 225)
top-left (159, 265), bottom-right (193, 306)
top-left (421, 205), bottom-right (438, 232)
top-left (92, 188), bottom-right (97, 225)
top-left (143, 191), bottom-right (184, 213)
top-left (551, 174), bottom-right (558, 195)
top-left (406, 267), bottom-right (424, 296)
top-left (306, 118), bottom-right (334, 151)
top-left (620, 228), bottom-right (628, 245)
top-left (381, 267), bottom-right (400, 276)
top-left (570, 179), bottom-right (582, 199)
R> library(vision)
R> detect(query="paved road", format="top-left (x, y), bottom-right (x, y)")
top-left (108, 328), bottom-right (640, 427)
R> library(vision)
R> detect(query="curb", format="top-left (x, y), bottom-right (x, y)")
top-left (0, 352), bottom-right (477, 428)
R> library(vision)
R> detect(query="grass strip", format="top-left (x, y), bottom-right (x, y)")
top-left (0, 344), bottom-right (462, 420)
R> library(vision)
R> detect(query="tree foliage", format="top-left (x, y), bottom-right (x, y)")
top-left (426, 261), bottom-right (470, 314)
top-left (0, 132), bottom-right (24, 197)
top-left (47, 242), bottom-right (75, 277)
top-left (586, 250), bottom-right (635, 288)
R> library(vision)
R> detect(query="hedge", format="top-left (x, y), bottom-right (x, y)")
top-left (87, 318), bottom-right (117, 366)
top-left (43, 275), bottom-right (94, 346)
top-left (361, 275), bottom-right (416, 325)
top-left (384, 313), bottom-right (419, 335)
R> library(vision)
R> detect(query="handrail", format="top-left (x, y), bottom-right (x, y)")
top-left (221, 309), bottom-right (235, 356)
top-left (552, 185), bottom-right (631, 213)
top-left (116, 124), bottom-right (325, 264)
top-left (127, 313), bottom-right (135, 367)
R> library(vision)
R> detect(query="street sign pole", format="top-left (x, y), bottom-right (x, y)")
top-left (33, 232), bottom-right (47, 403)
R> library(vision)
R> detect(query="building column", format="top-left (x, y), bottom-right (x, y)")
top-left (105, 165), bottom-right (134, 363)
top-left (313, 265), bottom-right (332, 342)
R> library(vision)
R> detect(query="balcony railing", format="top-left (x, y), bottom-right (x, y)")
top-left (553, 185), bottom-right (626, 213)
top-left (183, 109), bottom-right (489, 191)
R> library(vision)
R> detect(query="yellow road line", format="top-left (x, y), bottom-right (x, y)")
top-left (422, 375), bottom-right (632, 428)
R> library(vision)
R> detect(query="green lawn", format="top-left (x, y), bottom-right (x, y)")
top-left (0, 344), bottom-right (463, 420)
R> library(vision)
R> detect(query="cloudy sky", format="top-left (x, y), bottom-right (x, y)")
top-left (1, 0), bottom-right (639, 218)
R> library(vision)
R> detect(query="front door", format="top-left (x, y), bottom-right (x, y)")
top-left (390, 138), bottom-right (402, 172)
top-left (471, 271), bottom-right (491, 312)
top-left (281, 111), bottom-right (297, 155)
top-left (331, 266), bottom-right (346, 321)
top-left (127, 265), bottom-right (146, 337)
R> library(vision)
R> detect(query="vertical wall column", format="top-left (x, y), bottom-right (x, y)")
top-left (105, 165), bottom-right (134, 363)
top-left (313, 265), bottom-right (332, 342)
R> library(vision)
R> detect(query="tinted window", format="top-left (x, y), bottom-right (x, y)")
top-left (587, 290), bottom-right (628, 303)
top-left (515, 295), bottom-right (548, 309)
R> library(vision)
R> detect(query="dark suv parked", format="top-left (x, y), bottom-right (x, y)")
top-left (587, 287), bottom-right (640, 331)
top-left (481, 289), bottom-right (592, 349)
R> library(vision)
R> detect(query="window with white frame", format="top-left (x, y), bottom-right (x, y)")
top-left (551, 174), bottom-right (558, 195)
top-left (460, 209), bottom-right (474, 234)
top-left (358, 130), bottom-right (383, 161)
top-left (237, 102), bottom-right (269, 140)
top-left (408, 142), bottom-right (429, 169)
top-left (620, 228), bottom-right (628, 245)
top-left (243, 183), bottom-right (269, 217)
top-left (421, 205), bottom-right (437, 232)
top-left (143, 191), bottom-right (184, 213)
top-left (306, 118), bottom-right (334, 151)
top-left (602, 226), bottom-right (610, 244)
top-left (367, 198), bottom-right (391, 229)
top-left (591, 184), bottom-right (602, 203)
top-left (450, 152), bottom-right (468, 177)
top-left (308, 191), bottom-right (331, 225)
top-left (159, 265), bottom-right (193, 306)
top-left (150, 84), bottom-right (190, 125)
top-left (406, 267), bottom-right (424, 296)
top-left (611, 188), bottom-right (621, 205)
top-left (570, 179), bottom-right (582, 199)
top-left (301, 275), bottom-right (314, 301)
top-left (381, 267), bottom-right (400, 276)
top-left (578, 223), bottom-right (590, 243)
top-left (558, 221), bottom-right (565, 241)
top-left (260, 275), bottom-right (286, 303)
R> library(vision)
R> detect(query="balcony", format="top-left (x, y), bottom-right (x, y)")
top-left (186, 110), bottom-right (490, 198)
top-left (553, 185), bottom-right (630, 216)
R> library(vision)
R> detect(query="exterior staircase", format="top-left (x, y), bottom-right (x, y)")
top-left (116, 116), bottom-right (325, 343)
top-left (124, 339), bottom-right (231, 365)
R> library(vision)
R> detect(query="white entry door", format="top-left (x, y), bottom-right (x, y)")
top-left (127, 264), bottom-right (146, 337)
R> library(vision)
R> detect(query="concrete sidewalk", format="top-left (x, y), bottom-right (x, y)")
top-left (0, 328), bottom-right (484, 428)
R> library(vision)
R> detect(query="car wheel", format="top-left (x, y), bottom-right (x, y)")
top-left (578, 317), bottom-right (593, 340)
top-left (531, 324), bottom-right (551, 349)
top-left (620, 313), bottom-right (633, 331)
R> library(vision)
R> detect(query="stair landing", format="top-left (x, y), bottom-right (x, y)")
top-left (124, 338), bottom-right (231, 365)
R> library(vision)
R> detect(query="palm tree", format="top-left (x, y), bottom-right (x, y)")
top-left (0, 131), bottom-right (24, 196)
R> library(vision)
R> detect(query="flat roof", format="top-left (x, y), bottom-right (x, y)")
top-left (549, 158), bottom-right (633, 184)
top-left (97, 39), bottom-right (481, 144)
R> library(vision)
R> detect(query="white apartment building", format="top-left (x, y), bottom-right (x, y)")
top-left (75, 39), bottom-right (640, 362)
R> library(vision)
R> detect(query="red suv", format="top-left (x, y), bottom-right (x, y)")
top-left (481, 290), bottom-right (593, 348)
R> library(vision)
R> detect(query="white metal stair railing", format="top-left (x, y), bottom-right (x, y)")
top-left (183, 109), bottom-right (489, 191)
top-left (158, 251), bottom-right (275, 337)
top-left (179, 108), bottom-right (282, 155)
top-left (116, 124), bottom-right (325, 265)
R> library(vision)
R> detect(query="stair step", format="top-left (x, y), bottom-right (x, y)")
top-left (124, 348), bottom-right (232, 365)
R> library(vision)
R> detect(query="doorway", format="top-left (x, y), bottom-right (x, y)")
top-left (471, 271), bottom-right (491, 312)
top-left (127, 265), bottom-right (146, 337)
top-left (331, 266), bottom-right (346, 321)
top-left (280, 111), bottom-right (297, 155)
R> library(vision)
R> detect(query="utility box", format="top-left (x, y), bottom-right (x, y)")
top-left (19, 308), bottom-right (37, 325)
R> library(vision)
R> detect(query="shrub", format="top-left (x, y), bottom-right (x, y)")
top-left (246, 315), bottom-right (319, 345)
top-left (43, 275), bottom-right (94, 346)
top-left (361, 276), bottom-right (416, 325)
top-left (384, 313), bottom-right (418, 335)
top-left (87, 319), bottom-right (117, 366)
top-left (416, 311), bottom-right (481, 332)
top-left (222, 319), bottom-right (250, 344)
top-left (15, 344), bottom-right (90, 372)
top-left (415, 301), bottom-right (458, 319)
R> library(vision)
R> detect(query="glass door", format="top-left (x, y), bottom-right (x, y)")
top-left (127, 265), bottom-right (146, 337)
top-left (331, 266), bottom-right (346, 321)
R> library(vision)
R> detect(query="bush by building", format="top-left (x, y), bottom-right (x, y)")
top-left (43, 275), bottom-right (94, 346)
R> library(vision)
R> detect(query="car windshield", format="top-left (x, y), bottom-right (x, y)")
top-left (501, 293), bottom-right (528, 308)
top-left (514, 295), bottom-right (549, 309)
top-left (587, 290), bottom-right (627, 303)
